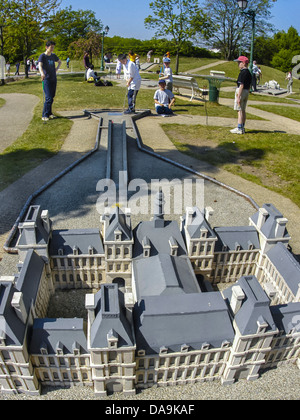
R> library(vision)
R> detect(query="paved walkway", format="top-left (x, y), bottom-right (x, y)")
top-left (0, 93), bottom-right (39, 152)
top-left (0, 89), bottom-right (300, 261)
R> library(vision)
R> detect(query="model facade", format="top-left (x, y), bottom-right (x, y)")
top-left (0, 200), bottom-right (299, 396)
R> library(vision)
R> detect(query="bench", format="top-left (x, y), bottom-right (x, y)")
top-left (172, 75), bottom-right (208, 101)
top-left (210, 70), bottom-right (225, 77)
top-left (105, 63), bottom-right (117, 72)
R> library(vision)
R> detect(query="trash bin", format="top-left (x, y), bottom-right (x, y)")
top-left (209, 84), bottom-right (219, 103)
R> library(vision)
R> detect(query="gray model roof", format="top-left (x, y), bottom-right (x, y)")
top-left (133, 219), bottom-right (187, 258)
top-left (104, 207), bottom-right (132, 241)
top-left (49, 229), bottom-right (104, 255)
top-left (18, 205), bottom-right (50, 246)
top-left (133, 292), bottom-right (235, 354)
top-left (0, 281), bottom-right (26, 346)
top-left (250, 203), bottom-right (290, 239)
top-left (133, 254), bottom-right (200, 299)
top-left (270, 302), bottom-right (300, 334)
top-left (223, 276), bottom-right (277, 335)
top-left (183, 207), bottom-right (216, 239)
top-left (14, 249), bottom-right (45, 316)
top-left (266, 242), bottom-right (300, 296)
top-left (30, 318), bottom-right (88, 354)
top-left (90, 284), bottom-right (134, 349)
top-left (214, 226), bottom-right (260, 252)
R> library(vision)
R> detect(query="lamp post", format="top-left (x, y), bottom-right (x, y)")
top-left (100, 25), bottom-right (109, 71)
top-left (237, 0), bottom-right (256, 75)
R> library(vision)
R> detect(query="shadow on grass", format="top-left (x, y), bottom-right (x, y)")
top-left (175, 141), bottom-right (266, 167)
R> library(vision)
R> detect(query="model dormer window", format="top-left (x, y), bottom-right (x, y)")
top-left (114, 229), bottom-right (122, 242)
top-left (201, 342), bottom-right (210, 350)
top-left (235, 242), bottom-right (241, 251)
top-left (181, 344), bottom-right (189, 353)
top-left (221, 340), bottom-right (230, 348)
top-left (73, 246), bottom-right (79, 256)
top-left (142, 236), bottom-right (151, 258)
top-left (88, 246), bottom-right (94, 255)
top-left (159, 346), bottom-right (168, 354)
top-left (200, 228), bottom-right (208, 238)
top-left (58, 248), bottom-right (64, 256)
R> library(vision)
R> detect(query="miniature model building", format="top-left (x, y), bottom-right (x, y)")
top-left (0, 200), bottom-right (299, 396)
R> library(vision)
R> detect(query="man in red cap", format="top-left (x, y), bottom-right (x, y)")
top-left (230, 56), bottom-right (252, 134)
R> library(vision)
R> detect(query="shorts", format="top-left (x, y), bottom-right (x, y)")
top-left (234, 88), bottom-right (249, 111)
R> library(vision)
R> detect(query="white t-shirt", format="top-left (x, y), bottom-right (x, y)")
top-left (154, 89), bottom-right (174, 108)
top-left (163, 67), bottom-right (173, 83)
top-left (123, 59), bottom-right (141, 90)
top-left (86, 68), bottom-right (97, 79)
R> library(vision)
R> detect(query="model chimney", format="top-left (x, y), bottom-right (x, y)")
top-left (230, 286), bottom-right (245, 315)
top-left (11, 292), bottom-right (28, 324)
top-left (275, 218), bottom-right (288, 239)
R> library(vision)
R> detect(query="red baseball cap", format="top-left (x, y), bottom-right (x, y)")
top-left (234, 55), bottom-right (249, 64)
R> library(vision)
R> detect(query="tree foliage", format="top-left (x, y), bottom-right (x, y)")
top-left (144, 0), bottom-right (211, 73)
top-left (45, 7), bottom-right (102, 51)
top-left (202, 0), bottom-right (277, 60)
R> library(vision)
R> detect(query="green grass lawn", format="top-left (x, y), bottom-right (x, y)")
top-left (163, 123), bottom-right (300, 207)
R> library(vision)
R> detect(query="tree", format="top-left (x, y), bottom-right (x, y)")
top-left (202, 0), bottom-right (277, 61)
top-left (69, 31), bottom-right (102, 64)
top-left (5, 0), bottom-right (61, 75)
top-left (46, 7), bottom-right (102, 51)
top-left (270, 27), bottom-right (300, 72)
top-left (144, 0), bottom-right (211, 74)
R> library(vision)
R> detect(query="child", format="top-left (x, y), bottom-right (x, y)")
top-left (159, 57), bottom-right (173, 91)
top-left (154, 79), bottom-right (175, 116)
top-left (116, 58), bottom-right (122, 79)
top-left (118, 53), bottom-right (141, 114)
top-left (230, 55), bottom-right (252, 134)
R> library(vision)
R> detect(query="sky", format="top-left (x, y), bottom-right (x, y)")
top-left (60, 0), bottom-right (300, 41)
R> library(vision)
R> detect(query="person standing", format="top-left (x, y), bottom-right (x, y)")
top-left (286, 71), bottom-right (293, 94)
top-left (128, 50), bottom-right (140, 64)
top-left (252, 60), bottom-right (261, 92)
top-left (159, 57), bottom-right (173, 91)
top-left (38, 40), bottom-right (61, 121)
top-left (118, 53), bottom-right (141, 114)
top-left (83, 52), bottom-right (90, 80)
top-left (6, 61), bottom-right (10, 76)
top-left (15, 61), bottom-right (20, 75)
top-left (115, 58), bottom-right (122, 79)
top-left (230, 55), bottom-right (252, 135)
top-left (147, 50), bottom-right (153, 63)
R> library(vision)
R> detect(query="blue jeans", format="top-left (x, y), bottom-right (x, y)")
top-left (156, 105), bottom-right (173, 115)
top-left (42, 78), bottom-right (57, 117)
top-left (127, 89), bottom-right (139, 111)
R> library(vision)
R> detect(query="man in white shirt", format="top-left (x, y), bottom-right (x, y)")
top-left (118, 53), bottom-right (141, 114)
top-left (154, 80), bottom-right (175, 116)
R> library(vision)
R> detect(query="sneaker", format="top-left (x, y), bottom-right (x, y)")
top-left (42, 117), bottom-right (49, 121)
top-left (230, 127), bottom-right (244, 134)
top-left (49, 114), bottom-right (56, 119)
top-left (124, 109), bottom-right (135, 114)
